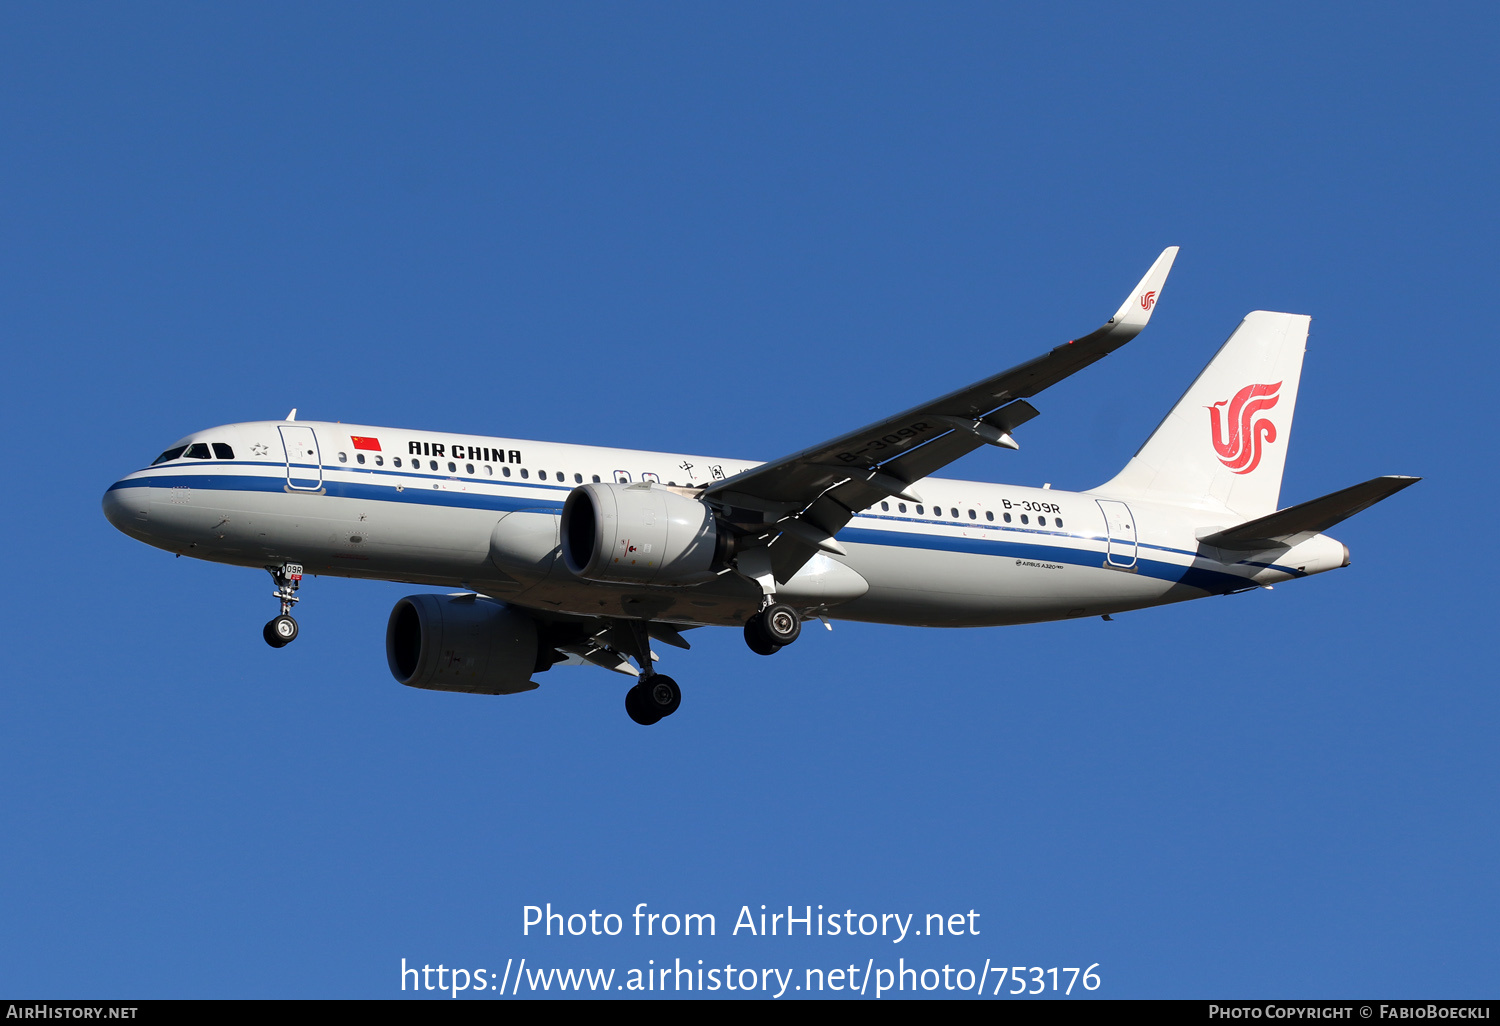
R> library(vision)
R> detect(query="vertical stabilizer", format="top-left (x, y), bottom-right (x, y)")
top-left (1092, 311), bottom-right (1309, 519)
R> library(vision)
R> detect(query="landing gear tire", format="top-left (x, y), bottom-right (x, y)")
top-left (761, 603), bottom-right (801, 645)
top-left (625, 675), bottom-right (681, 725)
top-left (645, 674), bottom-right (681, 717)
top-left (263, 614), bottom-right (298, 648)
top-left (744, 616), bottom-right (783, 656)
top-left (625, 685), bottom-right (660, 725)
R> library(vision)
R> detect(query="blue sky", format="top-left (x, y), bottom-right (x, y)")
top-left (2, 3), bottom-right (1495, 998)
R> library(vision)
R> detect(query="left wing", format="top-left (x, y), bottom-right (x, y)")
top-left (703, 247), bottom-right (1179, 583)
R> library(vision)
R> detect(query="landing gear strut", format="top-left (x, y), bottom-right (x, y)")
top-left (744, 602), bottom-right (801, 655)
top-left (263, 563), bottom-right (303, 648)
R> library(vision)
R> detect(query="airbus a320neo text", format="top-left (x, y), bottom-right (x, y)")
top-left (104, 249), bottom-right (1416, 724)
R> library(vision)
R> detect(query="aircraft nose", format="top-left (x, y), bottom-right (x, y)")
top-left (102, 480), bottom-right (149, 533)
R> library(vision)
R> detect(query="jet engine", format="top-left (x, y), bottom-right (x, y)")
top-left (386, 594), bottom-right (540, 695)
top-left (561, 482), bottom-right (734, 585)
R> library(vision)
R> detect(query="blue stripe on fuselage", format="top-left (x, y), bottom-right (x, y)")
top-left (109, 469), bottom-right (1266, 595)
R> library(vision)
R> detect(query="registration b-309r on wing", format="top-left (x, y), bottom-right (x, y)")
top-left (103, 249), bottom-right (1416, 724)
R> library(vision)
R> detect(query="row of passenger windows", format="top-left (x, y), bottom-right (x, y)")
top-left (337, 451), bottom-right (607, 481)
top-left (333, 452), bottom-right (695, 487)
top-left (877, 500), bottom-right (1063, 529)
top-left (152, 442), bottom-right (234, 464)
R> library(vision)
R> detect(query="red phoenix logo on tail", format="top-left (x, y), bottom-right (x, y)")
top-left (1208, 382), bottom-right (1281, 475)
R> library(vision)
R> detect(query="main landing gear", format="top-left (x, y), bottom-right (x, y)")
top-left (743, 602), bottom-right (801, 656)
top-left (625, 674), bottom-right (681, 726)
top-left (619, 619), bottom-right (685, 726)
top-left (262, 563), bottom-right (303, 648)
top-left (614, 603), bottom-right (799, 725)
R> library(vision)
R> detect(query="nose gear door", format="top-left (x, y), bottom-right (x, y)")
top-left (279, 426), bottom-right (323, 491)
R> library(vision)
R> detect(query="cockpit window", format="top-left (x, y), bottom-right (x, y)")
top-left (151, 446), bottom-right (188, 465)
top-left (212, 443), bottom-right (234, 460)
top-left (184, 443), bottom-right (212, 459)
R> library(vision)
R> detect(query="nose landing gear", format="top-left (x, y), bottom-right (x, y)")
top-left (263, 563), bottom-right (303, 648)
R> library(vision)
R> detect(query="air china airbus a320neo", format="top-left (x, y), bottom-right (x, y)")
top-left (103, 249), bottom-right (1416, 724)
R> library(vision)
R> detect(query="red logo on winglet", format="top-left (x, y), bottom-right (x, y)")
top-left (1140, 291), bottom-right (1157, 311)
top-left (1208, 382), bottom-right (1281, 475)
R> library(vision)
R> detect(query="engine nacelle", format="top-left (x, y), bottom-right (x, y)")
top-left (386, 594), bottom-right (540, 695)
top-left (561, 482), bottom-right (731, 585)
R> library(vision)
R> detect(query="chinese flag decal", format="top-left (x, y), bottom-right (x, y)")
top-left (351, 436), bottom-right (382, 452)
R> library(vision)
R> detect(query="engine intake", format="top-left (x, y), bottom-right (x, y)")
top-left (386, 594), bottom-right (540, 695)
top-left (561, 482), bottom-right (732, 585)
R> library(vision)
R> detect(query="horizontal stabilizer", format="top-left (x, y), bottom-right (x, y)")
top-left (1199, 476), bottom-right (1420, 551)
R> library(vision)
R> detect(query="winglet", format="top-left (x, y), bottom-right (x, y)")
top-left (1108, 246), bottom-right (1179, 332)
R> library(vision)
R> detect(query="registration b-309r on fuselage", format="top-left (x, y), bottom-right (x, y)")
top-left (102, 249), bottom-right (1416, 724)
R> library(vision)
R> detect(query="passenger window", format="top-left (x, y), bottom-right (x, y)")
top-left (429, 460), bottom-right (438, 471)
top-left (375, 455), bottom-right (384, 466)
top-left (503, 466), bottom-right (511, 477)
top-left (1004, 513), bottom-right (1012, 523)
top-left (985, 511), bottom-right (994, 522)
top-left (338, 452), bottom-right (348, 463)
top-left (575, 473), bottom-right (583, 483)
top-left (916, 505), bottom-right (924, 515)
top-left (1038, 516), bottom-right (1046, 526)
top-left (212, 443), bottom-right (234, 460)
top-left (592, 475), bottom-right (601, 483)
top-left (950, 508), bottom-right (959, 519)
top-left (360, 453), bottom-right (370, 464)
top-left (539, 470), bottom-right (547, 481)
top-left (520, 469), bottom-right (529, 479)
top-left (393, 457), bottom-right (402, 468)
top-left (967, 509), bottom-right (976, 520)
top-left (447, 461), bottom-right (456, 473)
top-left (1021, 514), bottom-right (1029, 524)
top-left (466, 463), bottom-right (475, 475)
top-left (1056, 518), bottom-right (1064, 528)
top-left (484, 465), bottom-right (492, 476)
top-left (184, 443), bottom-right (212, 459)
top-left (881, 501), bottom-right (889, 511)
top-left (898, 503), bottom-right (907, 513)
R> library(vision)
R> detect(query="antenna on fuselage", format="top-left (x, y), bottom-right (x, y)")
top-left (286, 408), bottom-right (297, 421)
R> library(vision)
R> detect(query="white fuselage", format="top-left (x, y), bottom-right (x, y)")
top-left (102, 419), bottom-right (1350, 630)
